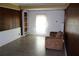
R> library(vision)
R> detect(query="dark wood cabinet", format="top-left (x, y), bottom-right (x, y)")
top-left (0, 7), bottom-right (20, 31)
top-left (65, 3), bottom-right (79, 56)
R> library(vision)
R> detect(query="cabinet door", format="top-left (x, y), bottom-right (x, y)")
top-left (0, 7), bottom-right (20, 31)
top-left (65, 4), bottom-right (79, 56)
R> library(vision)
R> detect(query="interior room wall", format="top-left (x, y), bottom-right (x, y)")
top-left (27, 10), bottom-right (64, 36)
top-left (0, 27), bottom-right (21, 47)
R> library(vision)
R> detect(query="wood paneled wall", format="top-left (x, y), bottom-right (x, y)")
top-left (0, 7), bottom-right (20, 31)
top-left (65, 3), bottom-right (79, 56)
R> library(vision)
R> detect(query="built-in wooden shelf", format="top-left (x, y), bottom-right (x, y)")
top-left (24, 12), bottom-right (27, 32)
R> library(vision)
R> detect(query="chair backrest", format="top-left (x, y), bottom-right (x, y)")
top-left (50, 32), bottom-right (57, 37)
top-left (56, 32), bottom-right (63, 39)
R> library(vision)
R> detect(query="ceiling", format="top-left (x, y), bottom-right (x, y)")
top-left (14, 3), bottom-right (69, 10)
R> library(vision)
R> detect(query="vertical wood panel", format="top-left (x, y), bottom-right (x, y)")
top-left (65, 3), bottom-right (79, 55)
top-left (0, 7), bottom-right (20, 31)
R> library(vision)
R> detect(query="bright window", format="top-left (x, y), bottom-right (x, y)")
top-left (35, 15), bottom-right (48, 35)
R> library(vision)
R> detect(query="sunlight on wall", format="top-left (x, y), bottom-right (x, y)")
top-left (35, 15), bottom-right (48, 35)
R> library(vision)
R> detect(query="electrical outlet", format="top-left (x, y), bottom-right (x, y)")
top-left (19, 33), bottom-right (21, 35)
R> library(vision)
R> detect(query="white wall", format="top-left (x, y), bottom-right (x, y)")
top-left (0, 27), bottom-right (21, 47)
top-left (27, 10), bottom-right (64, 36)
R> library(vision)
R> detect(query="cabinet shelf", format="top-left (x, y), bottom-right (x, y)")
top-left (24, 12), bottom-right (27, 32)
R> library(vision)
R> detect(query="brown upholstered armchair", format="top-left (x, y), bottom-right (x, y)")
top-left (45, 32), bottom-right (64, 50)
